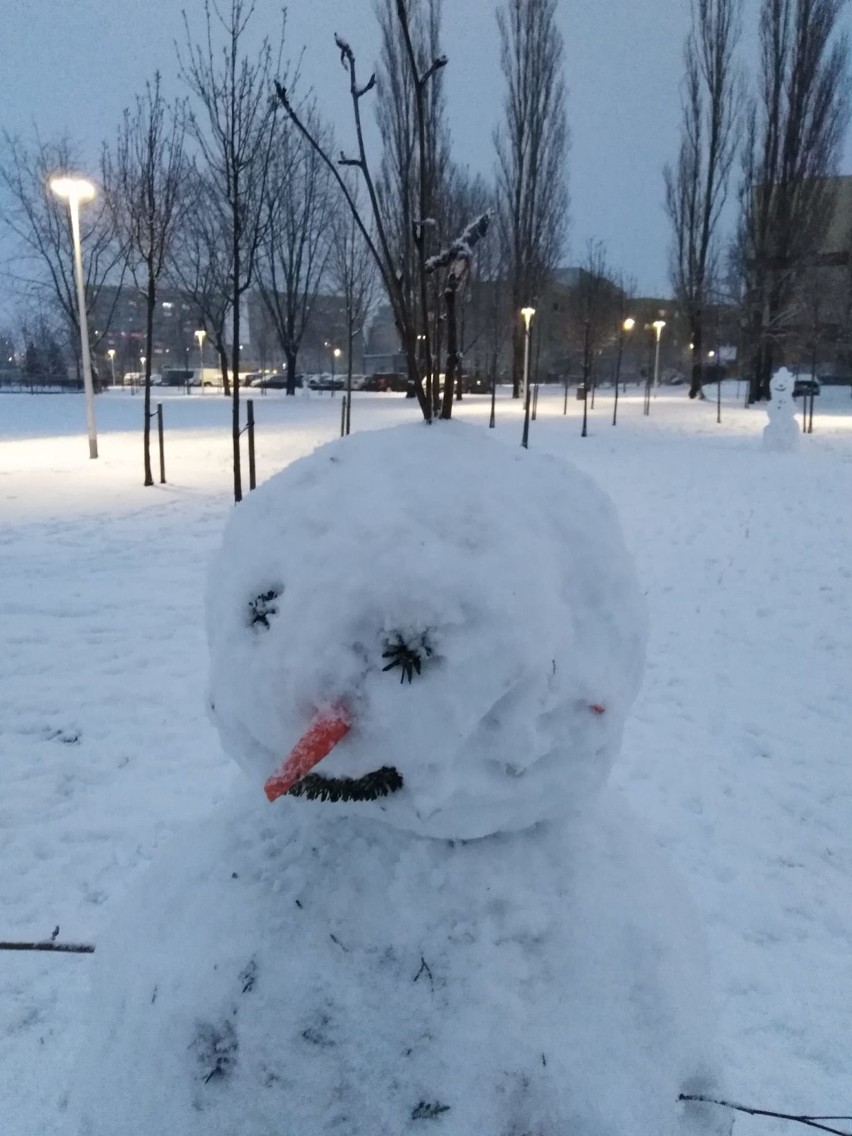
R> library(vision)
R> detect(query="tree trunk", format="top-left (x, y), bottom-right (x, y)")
top-left (286, 348), bottom-right (298, 396)
top-left (689, 318), bottom-right (703, 400)
top-left (511, 322), bottom-right (523, 398)
top-left (217, 346), bottom-right (230, 392)
top-left (232, 245), bottom-right (242, 503)
top-left (143, 274), bottom-right (156, 487)
top-left (345, 321), bottom-right (354, 436)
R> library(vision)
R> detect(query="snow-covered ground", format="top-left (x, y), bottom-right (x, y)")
top-left (2, 383), bottom-right (851, 1134)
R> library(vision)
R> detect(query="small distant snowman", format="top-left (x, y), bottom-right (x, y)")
top-left (71, 422), bottom-right (730, 1136)
top-left (763, 367), bottom-right (800, 451)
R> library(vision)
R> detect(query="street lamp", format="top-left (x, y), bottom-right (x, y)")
top-left (612, 316), bottom-right (635, 427)
top-left (332, 346), bottom-right (342, 397)
top-left (195, 329), bottom-right (206, 392)
top-left (50, 176), bottom-right (98, 458)
top-left (652, 319), bottom-right (666, 394)
top-left (107, 348), bottom-right (116, 386)
top-left (520, 306), bottom-right (536, 449)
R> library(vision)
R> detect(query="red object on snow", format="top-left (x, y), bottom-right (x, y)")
top-left (264, 709), bottom-right (352, 802)
top-left (589, 703), bottom-right (606, 715)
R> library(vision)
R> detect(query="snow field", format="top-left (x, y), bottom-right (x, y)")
top-left (1, 383), bottom-right (851, 1133)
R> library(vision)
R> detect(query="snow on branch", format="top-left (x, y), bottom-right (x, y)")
top-left (334, 34), bottom-right (354, 68)
top-left (425, 210), bottom-right (493, 276)
top-left (421, 55), bottom-right (448, 84)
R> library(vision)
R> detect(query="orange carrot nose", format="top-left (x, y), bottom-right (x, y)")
top-left (264, 709), bottom-right (352, 802)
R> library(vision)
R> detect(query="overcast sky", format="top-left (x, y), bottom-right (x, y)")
top-left (2, 0), bottom-right (851, 324)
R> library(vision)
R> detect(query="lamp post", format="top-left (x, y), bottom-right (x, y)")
top-left (332, 346), bottom-right (341, 397)
top-left (50, 176), bottom-right (98, 458)
top-left (612, 316), bottom-right (634, 427)
top-left (520, 306), bottom-right (536, 449)
top-left (652, 319), bottom-right (666, 394)
top-left (195, 329), bottom-right (206, 392)
top-left (107, 348), bottom-right (116, 386)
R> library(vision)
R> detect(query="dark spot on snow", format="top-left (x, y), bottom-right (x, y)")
top-left (151, 986), bottom-right (158, 1005)
top-left (301, 1014), bottom-right (335, 1049)
top-left (411, 1101), bottom-right (451, 1121)
top-left (239, 958), bottom-right (257, 994)
top-left (541, 1053), bottom-right (547, 1066)
top-left (248, 588), bottom-right (281, 630)
top-left (231, 872), bottom-right (238, 879)
top-left (46, 728), bottom-right (80, 745)
top-left (295, 898), bottom-right (303, 909)
top-left (194, 1019), bottom-right (238, 1084)
top-left (329, 932), bottom-right (349, 951)
top-left (413, 956), bottom-right (434, 990)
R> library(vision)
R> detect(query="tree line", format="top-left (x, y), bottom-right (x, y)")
top-left (1, 0), bottom-right (849, 494)
top-left (665, 0), bottom-right (850, 404)
top-left (0, 0), bottom-right (569, 497)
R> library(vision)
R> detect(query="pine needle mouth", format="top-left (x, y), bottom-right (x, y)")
top-left (286, 766), bottom-right (404, 802)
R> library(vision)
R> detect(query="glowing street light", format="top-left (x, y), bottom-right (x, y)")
top-left (50, 176), bottom-right (98, 458)
top-left (520, 306), bottom-right (536, 449)
top-left (652, 319), bottom-right (666, 394)
top-left (612, 315), bottom-right (636, 427)
top-left (107, 348), bottom-right (116, 386)
top-left (195, 328), bottom-right (206, 392)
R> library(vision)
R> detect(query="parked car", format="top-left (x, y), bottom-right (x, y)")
top-left (360, 372), bottom-right (408, 392)
top-left (307, 373), bottom-right (345, 391)
top-left (254, 372), bottom-right (302, 390)
top-left (793, 377), bottom-right (820, 398)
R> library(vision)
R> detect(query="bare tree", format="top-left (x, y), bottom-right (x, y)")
top-left (665, 0), bottom-right (742, 400)
top-left (374, 0), bottom-right (450, 408)
top-left (495, 0), bottom-right (569, 398)
top-left (168, 169), bottom-right (234, 393)
top-left (274, 6), bottom-right (461, 421)
top-left (0, 132), bottom-right (126, 383)
top-left (426, 211), bottom-right (493, 418)
top-left (738, 0), bottom-right (850, 402)
top-left (104, 74), bottom-right (190, 485)
top-left (438, 165), bottom-right (493, 399)
top-left (180, 0), bottom-right (285, 501)
top-left (570, 241), bottom-right (622, 373)
top-left (329, 177), bottom-right (378, 433)
top-left (257, 105), bottom-right (334, 397)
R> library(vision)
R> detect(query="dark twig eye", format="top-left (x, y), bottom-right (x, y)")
top-left (382, 633), bottom-right (432, 683)
top-left (248, 589), bottom-right (281, 629)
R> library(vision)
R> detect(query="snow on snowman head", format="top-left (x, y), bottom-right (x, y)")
top-left (206, 421), bottom-right (647, 839)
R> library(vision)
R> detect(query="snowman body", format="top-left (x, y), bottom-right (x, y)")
top-left (73, 788), bottom-right (724, 1136)
top-left (71, 423), bottom-right (728, 1136)
top-left (763, 367), bottom-right (800, 451)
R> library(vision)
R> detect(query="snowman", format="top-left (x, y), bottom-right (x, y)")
top-left (70, 421), bottom-right (729, 1136)
top-left (763, 367), bottom-right (800, 451)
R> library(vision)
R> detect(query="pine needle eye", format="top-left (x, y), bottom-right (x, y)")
top-left (248, 588), bottom-right (281, 630)
top-left (381, 633), bottom-right (433, 683)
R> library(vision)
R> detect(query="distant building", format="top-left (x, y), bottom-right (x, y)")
top-left (90, 286), bottom-right (207, 378)
top-left (746, 173), bottom-right (852, 378)
top-left (247, 292), bottom-right (365, 376)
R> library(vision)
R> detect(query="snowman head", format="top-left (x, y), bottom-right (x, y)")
top-left (206, 422), bottom-right (647, 840)
top-left (771, 368), bottom-right (793, 399)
